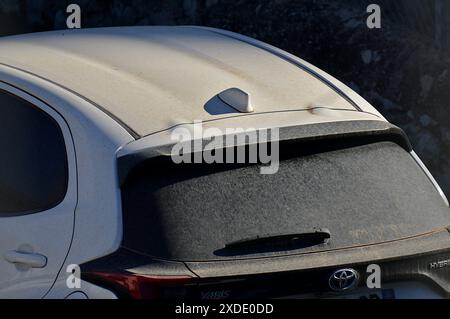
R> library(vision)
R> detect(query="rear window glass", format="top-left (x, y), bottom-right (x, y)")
top-left (121, 141), bottom-right (450, 261)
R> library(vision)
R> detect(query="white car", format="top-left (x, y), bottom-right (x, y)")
top-left (0, 26), bottom-right (449, 299)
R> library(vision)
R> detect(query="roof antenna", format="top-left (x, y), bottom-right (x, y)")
top-left (218, 88), bottom-right (254, 113)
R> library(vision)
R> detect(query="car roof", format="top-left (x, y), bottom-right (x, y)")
top-left (0, 26), bottom-right (384, 138)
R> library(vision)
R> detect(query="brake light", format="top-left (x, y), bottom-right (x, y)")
top-left (84, 272), bottom-right (194, 299)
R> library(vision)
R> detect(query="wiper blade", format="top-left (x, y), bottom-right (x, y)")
top-left (224, 228), bottom-right (331, 251)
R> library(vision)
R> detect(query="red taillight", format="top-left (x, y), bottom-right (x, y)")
top-left (84, 272), bottom-right (194, 299)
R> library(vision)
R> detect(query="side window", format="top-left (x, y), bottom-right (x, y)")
top-left (0, 90), bottom-right (68, 215)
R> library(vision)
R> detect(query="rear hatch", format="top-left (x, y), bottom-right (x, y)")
top-left (84, 122), bottom-right (450, 298)
top-left (120, 140), bottom-right (450, 262)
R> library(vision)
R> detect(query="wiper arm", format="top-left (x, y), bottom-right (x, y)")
top-left (224, 228), bottom-right (331, 251)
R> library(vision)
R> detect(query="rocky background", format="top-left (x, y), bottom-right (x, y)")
top-left (1, 0), bottom-right (450, 197)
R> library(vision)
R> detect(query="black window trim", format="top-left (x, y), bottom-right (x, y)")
top-left (0, 88), bottom-right (70, 217)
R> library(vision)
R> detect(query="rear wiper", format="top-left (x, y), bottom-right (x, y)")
top-left (224, 228), bottom-right (331, 251)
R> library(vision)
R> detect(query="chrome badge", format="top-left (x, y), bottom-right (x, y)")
top-left (329, 268), bottom-right (360, 291)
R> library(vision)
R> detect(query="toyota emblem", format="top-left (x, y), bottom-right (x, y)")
top-left (329, 268), bottom-right (359, 291)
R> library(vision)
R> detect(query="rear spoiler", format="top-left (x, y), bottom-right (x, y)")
top-left (117, 120), bottom-right (412, 186)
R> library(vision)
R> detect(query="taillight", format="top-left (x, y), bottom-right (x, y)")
top-left (83, 272), bottom-right (194, 299)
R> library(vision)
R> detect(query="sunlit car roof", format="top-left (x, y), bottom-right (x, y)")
top-left (0, 26), bottom-right (385, 137)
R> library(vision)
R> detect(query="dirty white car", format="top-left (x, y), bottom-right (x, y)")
top-left (0, 26), bottom-right (448, 299)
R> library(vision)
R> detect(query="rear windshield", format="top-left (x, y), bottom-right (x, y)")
top-left (121, 141), bottom-right (450, 261)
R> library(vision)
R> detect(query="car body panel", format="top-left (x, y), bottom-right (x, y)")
top-left (0, 64), bottom-right (134, 298)
top-left (184, 230), bottom-right (450, 280)
top-left (117, 108), bottom-right (383, 158)
top-left (193, 26), bottom-right (385, 119)
top-left (0, 26), bottom-right (383, 137)
top-left (0, 82), bottom-right (76, 298)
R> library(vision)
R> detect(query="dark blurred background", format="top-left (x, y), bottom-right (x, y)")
top-left (1, 0), bottom-right (450, 197)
